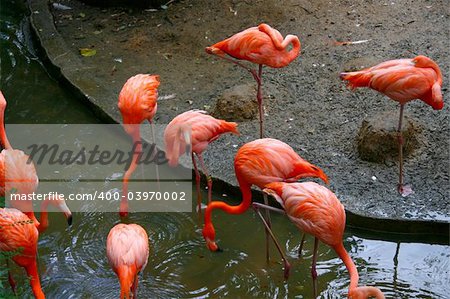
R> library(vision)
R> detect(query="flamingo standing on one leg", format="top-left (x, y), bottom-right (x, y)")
top-left (340, 55), bottom-right (443, 196)
top-left (206, 23), bottom-right (301, 138)
top-left (164, 110), bottom-right (239, 214)
top-left (0, 208), bottom-right (44, 299)
top-left (259, 182), bottom-right (384, 298)
top-left (107, 223), bottom-right (150, 299)
top-left (0, 91), bottom-right (72, 232)
top-left (118, 74), bottom-right (160, 217)
top-left (202, 138), bottom-right (328, 278)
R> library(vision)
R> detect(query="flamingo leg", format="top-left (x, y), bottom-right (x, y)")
top-left (252, 203), bottom-right (291, 280)
top-left (263, 193), bottom-right (272, 263)
top-left (7, 260), bottom-right (16, 295)
top-left (252, 202), bottom-right (286, 214)
top-left (209, 52), bottom-right (264, 138)
top-left (311, 237), bottom-right (319, 298)
top-left (131, 274), bottom-right (138, 298)
top-left (149, 120), bottom-right (161, 191)
top-left (197, 154), bottom-right (212, 205)
top-left (396, 104), bottom-right (413, 197)
top-left (24, 260), bottom-right (45, 299)
top-left (257, 64), bottom-right (264, 138)
top-left (252, 203), bottom-right (305, 259)
top-left (298, 233), bottom-right (306, 259)
top-left (210, 52), bottom-right (257, 77)
top-left (191, 152), bottom-right (202, 216)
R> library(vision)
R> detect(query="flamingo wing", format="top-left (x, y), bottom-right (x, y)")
top-left (118, 74), bottom-right (160, 125)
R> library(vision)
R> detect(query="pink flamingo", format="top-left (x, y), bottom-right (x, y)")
top-left (0, 208), bottom-right (44, 298)
top-left (206, 23), bottom-right (301, 138)
top-left (107, 223), bottom-right (150, 299)
top-left (0, 91), bottom-right (72, 232)
top-left (202, 138), bottom-right (328, 277)
top-left (164, 110), bottom-right (239, 213)
top-left (118, 74), bottom-right (160, 217)
top-left (259, 182), bottom-right (385, 298)
top-left (340, 55), bottom-right (443, 196)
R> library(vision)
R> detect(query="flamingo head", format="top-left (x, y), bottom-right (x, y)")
top-left (262, 182), bottom-right (285, 204)
top-left (47, 194), bottom-right (73, 226)
top-left (411, 55), bottom-right (432, 67)
top-left (205, 46), bottom-right (225, 56)
top-left (348, 286), bottom-right (385, 299)
top-left (202, 223), bottom-right (221, 252)
top-left (288, 162), bottom-right (329, 185)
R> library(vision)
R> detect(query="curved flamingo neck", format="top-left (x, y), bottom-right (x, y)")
top-left (333, 242), bottom-right (359, 292)
top-left (416, 56), bottom-right (442, 85)
top-left (118, 265), bottom-right (136, 299)
top-left (123, 130), bottom-right (142, 182)
top-left (38, 199), bottom-right (50, 233)
top-left (0, 92), bottom-right (12, 150)
top-left (285, 35), bottom-right (301, 62)
top-left (204, 173), bottom-right (252, 227)
top-left (25, 261), bottom-right (45, 299)
top-left (121, 129), bottom-right (142, 216)
top-left (257, 24), bottom-right (300, 65)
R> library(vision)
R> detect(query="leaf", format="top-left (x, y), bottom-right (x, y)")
top-left (79, 48), bottom-right (96, 57)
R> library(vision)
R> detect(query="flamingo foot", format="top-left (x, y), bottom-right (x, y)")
top-left (398, 184), bottom-right (414, 197)
top-left (8, 270), bottom-right (16, 295)
top-left (283, 261), bottom-right (291, 280)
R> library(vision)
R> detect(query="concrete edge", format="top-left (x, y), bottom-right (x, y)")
top-left (26, 0), bottom-right (450, 243)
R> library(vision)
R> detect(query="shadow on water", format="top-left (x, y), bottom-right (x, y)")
top-left (1, 1), bottom-right (449, 299)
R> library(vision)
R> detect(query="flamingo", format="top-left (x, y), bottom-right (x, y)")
top-left (0, 91), bottom-right (72, 232)
top-left (259, 182), bottom-right (385, 298)
top-left (206, 23), bottom-right (301, 138)
top-left (202, 138), bottom-right (328, 277)
top-left (0, 208), bottom-right (44, 299)
top-left (118, 74), bottom-right (160, 217)
top-left (164, 110), bottom-right (239, 213)
top-left (106, 223), bottom-right (150, 299)
top-left (340, 55), bottom-right (443, 196)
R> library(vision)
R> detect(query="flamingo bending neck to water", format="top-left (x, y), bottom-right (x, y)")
top-left (118, 74), bottom-right (160, 217)
top-left (0, 91), bottom-right (72, 232)
top-left (261, 182), bottom-right (384, 298)
top-left (107, 223), bottom-right (150, 299)
top-left (164, 110), bottom-right (239, 213)
top-left (202, 138), bottom-right (328, 278)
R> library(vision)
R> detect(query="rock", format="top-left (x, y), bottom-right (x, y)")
top-left (211, 84), bottom-right (258, 122)
top-left (357, 111), bottom-right (421, 163)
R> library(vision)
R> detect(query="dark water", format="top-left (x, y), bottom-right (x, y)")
top-left (1, 1), bottom-right (449, 298)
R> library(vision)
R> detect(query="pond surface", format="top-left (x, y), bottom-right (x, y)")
top-left (1, 2), bottom-right (449, 298)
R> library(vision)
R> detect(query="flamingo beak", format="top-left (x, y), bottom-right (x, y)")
top-left (66, 213), bottom-right (73, 226)
top-left (206, 239), bottom-right (221, 252)
top-left (59, 203), bottom-right (73, 226)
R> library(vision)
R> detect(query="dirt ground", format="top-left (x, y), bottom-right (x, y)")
top-left (41, 0), bottom-right (448, 222)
